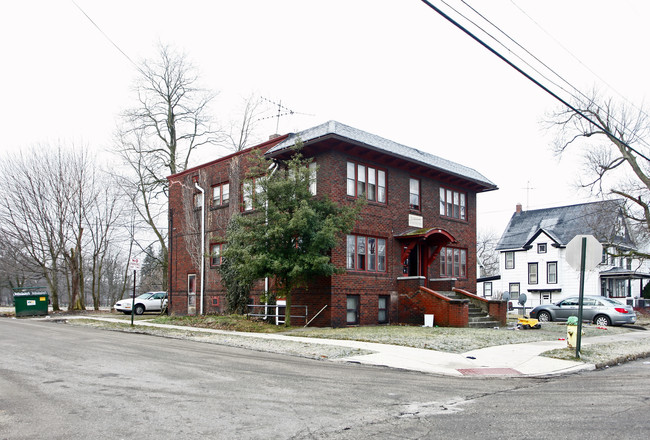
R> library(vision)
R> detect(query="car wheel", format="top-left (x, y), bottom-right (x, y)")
top-left (537, 311), bottom-right (552, 322)
top-left (134, 304), bottom-right (145, 315)
top-left (594, 315), bottom-right (611, 326)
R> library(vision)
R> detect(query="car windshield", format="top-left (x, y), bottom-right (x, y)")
top-left (137, 293), bottom-right (153, 299)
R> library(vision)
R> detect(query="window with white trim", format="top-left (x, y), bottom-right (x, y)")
top-left (505, 251), bottom-right (515, 269)
top-left (346, 161), bottom-right (386, 203)
top-left (439, 187), bottom-right (466, 220)
top-left (212, 182), bottom-right (229, 207)
top-left (409, 178), bottom-right (420, 210)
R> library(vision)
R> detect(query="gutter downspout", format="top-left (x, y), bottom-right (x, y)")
top-left (265, 162), bottom-right (278, 321)
top-left (195, 181), bottom-right (205, 315)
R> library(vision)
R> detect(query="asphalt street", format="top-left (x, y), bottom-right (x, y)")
top-left (1, 319), bottom-right (649, 439)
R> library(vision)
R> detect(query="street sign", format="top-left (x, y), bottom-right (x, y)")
top-left (565, 234), bottom-right (602, 358)
top-left (566, 235), bottom-right (601, 272)
top-left (130, 257), bottom-right (141, 272)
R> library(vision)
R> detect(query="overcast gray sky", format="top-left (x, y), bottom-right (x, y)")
top-left (2, 0), bottom-right (649, 234)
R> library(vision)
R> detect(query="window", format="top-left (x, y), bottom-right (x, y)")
top-left (188, 274), bottom-right (197, 308)
top-left (440, 247), bottom-right (467, 278)
top-left (509, 282), bottom-right (520, 300)
top-left (378, 296), bottom-right (389, 324)
top-left (505, 251), bottom-right (515, 269)
top-left (537, 243), bottom-right (547, 253)
top-left (346, 295), bottom-right (360, 325)
top-left (193, 192), bottom-right (203, 209)
top-left (547, 261), bottom-right (557, 284)
top-left (241, 178), bottom-right (262, 212)
top-left (346, 161), bottom-right (386, 203)
top-left (309, 162), bottom-right (317, 196)
top-left (483, 282), bottom-right (493, 297)
top-left (439, 187), bottom-right (466, 220)
top-left (409, 178), bottom-right (420, 210)
top-left (528, 262), bottom-right (538, 284)
top-left (210, 243), bottom-right (224, 267)
top-left (602, 248), bottom-right (608, 264)
top-left (212, 182), bottom-right (229, 207)
top-left (346, 235), bottom-right (387, 272)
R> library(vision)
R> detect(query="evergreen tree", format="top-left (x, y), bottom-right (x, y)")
top-left (220, 143), bottom-right (363, 325)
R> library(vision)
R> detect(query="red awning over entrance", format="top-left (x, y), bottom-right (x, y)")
top-left (394, 227), bottom-right (456, 267)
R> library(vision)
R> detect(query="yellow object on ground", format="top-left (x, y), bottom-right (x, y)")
top-left (517, 317), bottom-right (541, 329)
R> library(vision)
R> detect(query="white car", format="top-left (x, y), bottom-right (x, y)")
top-left (114, 291), bottom-right (168, 315)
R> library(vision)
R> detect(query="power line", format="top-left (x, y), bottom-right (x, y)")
top-left (70, 0), bottom-right (140, 72)
top-left (419, 0), bottom-right (650, 162)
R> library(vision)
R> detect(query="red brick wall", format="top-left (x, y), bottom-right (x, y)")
top-left (168, 135), bottom-right (483, 327)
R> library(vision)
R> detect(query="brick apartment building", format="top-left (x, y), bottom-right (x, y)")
top-left (167, 121), bottom-right (498, 327)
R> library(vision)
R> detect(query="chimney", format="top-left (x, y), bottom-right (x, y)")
top-left (516, 203), bottom-right (523, 214)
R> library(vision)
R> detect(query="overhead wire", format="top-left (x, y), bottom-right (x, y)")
top-left (419, 0), bottom-right (650, 162)
top-left (507, 0), bottom-right (650, 151)
top-left (70, 0), bottom-right (142, 73)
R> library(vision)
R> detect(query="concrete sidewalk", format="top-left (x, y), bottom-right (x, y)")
top-left (40, 315), bottom-right (650, 377)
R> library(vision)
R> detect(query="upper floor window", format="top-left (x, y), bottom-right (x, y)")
top-left (212, 182), bottom-right (229, 207)
top-left (439, 187), bottom-right (466, 220)
top-left (346, 234), bottom-right (386, 272)
top-left (409, 178), bottom-right (420, 211)
top-left (210, 243), bottom-right (224, 267)
top-left (346, 161), bottom-right (386, 203)
top-left (505, 251), bottom-right (515, 269)
top-left (309, 162), bottom-right (317, 196)
top-left (241, 178), bottom-right (263, 212)
top-left (193, 192), bottom-right (203, 209)
top-left (537, 243), bottom-right (547, 253)
top-left (528, 262), bottom-right (538, 284)
top-left (440, 247), bottom-right (467, 278)
top-left (547, 261), bottom-right (557, 284)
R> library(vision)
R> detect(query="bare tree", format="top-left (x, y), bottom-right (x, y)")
top-left (224, 94), bottom-right (265, 152)
top-left (114, 43), bottom-right (220, 290)
top-left (477, 229), bottom-right (500, 277)
top-left (549, 90), bottom-right (650, 256)
top-left (0, 145), bottom-right (87, 309)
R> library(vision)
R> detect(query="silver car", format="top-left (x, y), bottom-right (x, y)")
top-left (529, 295), bottom-right (636, 326)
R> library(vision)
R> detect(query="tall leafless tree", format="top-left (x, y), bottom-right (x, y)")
top-left (477, 229), bottom-right (500, 277)
top-left (549, 90), bottom-right (650, 256)
top-left (113, 43), bottom-right (220, 290)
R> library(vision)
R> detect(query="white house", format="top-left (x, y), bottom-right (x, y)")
top-left (485, 201), bottom-right (650, 309)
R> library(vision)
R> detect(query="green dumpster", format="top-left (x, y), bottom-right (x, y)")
top-left (13, 287), bottom-right (49, 317)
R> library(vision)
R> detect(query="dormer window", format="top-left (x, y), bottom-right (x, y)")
top-left (537, 243), bottom-right (547, 253)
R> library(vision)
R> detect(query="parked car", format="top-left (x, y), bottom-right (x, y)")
top-left (529, 295), bottom-right (636, 326)
top-left (114, 291), bottom-right (168, 315)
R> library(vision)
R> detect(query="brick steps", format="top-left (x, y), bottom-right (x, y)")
top-left (444, 291), bottom-right (501, 328)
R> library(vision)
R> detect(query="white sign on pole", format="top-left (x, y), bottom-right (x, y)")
top-left (130, 257), bottom-right (141, 272)
top-left (566, 235), bottom-right (602, 272)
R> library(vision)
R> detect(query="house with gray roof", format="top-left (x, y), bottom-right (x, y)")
top-left (488, 200), bottom-right (649, 309)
